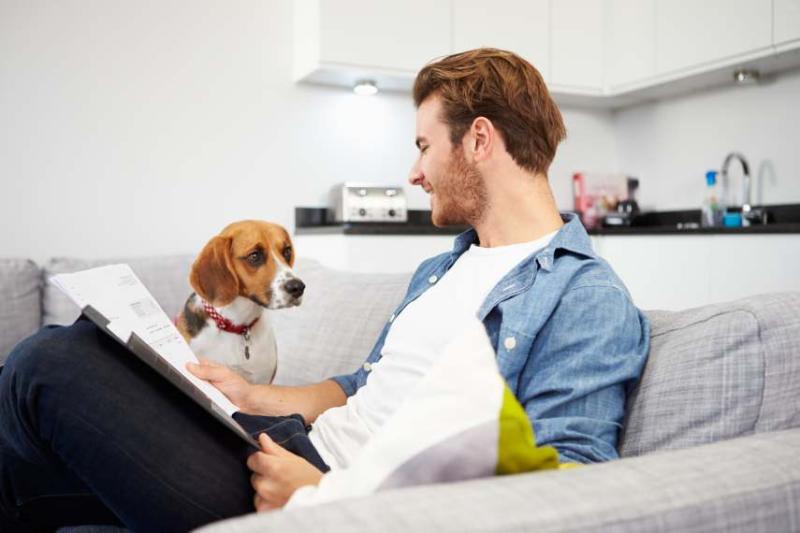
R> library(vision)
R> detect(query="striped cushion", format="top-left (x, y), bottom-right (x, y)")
top-left (621, 292), bottom-right (800, 456)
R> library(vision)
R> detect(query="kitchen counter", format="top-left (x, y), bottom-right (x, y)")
top-left (295, 206), bottom-right (800, 236)
top-left (293, 207), bottom-right (800, 303)
top-left (295, 208), bottom-right (467, 236)
top-left (589, 223), bottom-right (800, 235)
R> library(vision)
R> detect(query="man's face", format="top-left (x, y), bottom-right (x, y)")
top-left (409, 96), bottom-right (488, 227)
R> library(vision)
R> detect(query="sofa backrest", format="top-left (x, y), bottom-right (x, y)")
top-left (1, 254), bottom-right (411, 384)
top-left (0, 259), bottom-right (42, 364)
top-left (3, 254), bottom-right (799, 461)
top-left (620, 292), bottom-right (800, 457)
top-left (41, 255), bottom-right (195, 326)
top-left (268, 259), bottom-right (412, 386)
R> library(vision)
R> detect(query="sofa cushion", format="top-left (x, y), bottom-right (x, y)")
top-left (747, 292), bottom-right (800, 433)
top-left (0, 259), bottom-right (42, 363)
top-left (620, 292), bottom-right (800, 457)
top-left (269, 259), bottom-right (411, 387)
top-left (42, 255), bottom-right (195, 326)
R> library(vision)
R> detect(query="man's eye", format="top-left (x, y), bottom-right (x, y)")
top-left (420, 146), bottom-right (429, 154)
top-left (247, 251), bottom-right (263, 265)
top-left (282, 246), bottom-right (292, 261)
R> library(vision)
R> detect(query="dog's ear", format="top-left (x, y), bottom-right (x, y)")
top-left (190, 236), bottom-right (239, 305)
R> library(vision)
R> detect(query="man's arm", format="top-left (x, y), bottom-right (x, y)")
top-left (187, 360), bottom-right (347, 423)
top-left (518, 284), bottom-right (650, 464)
top-left (244, 379), bottom-right (347, 424)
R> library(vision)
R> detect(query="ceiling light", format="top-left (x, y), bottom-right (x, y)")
top-left (353, 79), bottom-right (378, 96)
top-left (732, 68), bottom-right (760, 85)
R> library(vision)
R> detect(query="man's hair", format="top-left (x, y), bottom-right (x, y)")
top-left (413, 48), bottom-right (566, 175)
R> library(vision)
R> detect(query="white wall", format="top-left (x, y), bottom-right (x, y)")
top-left (6, 1), bottom-right (798, 264)
top-left (614, 68), bottom-right (800, 211)
top-left (0, 0), bottom-right (616, 264)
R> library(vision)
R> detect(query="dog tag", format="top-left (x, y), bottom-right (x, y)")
top-left (243, 329), bottom-right (251, 360)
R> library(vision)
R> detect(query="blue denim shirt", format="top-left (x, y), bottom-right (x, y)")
top-left (332, 213), bottom-right (650, 465)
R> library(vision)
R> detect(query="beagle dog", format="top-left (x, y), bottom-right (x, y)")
top-left (176, 220), bottom-right (305, 384)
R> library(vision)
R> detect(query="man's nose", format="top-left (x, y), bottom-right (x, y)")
top-left (408, 163), bottom-right (424, 186)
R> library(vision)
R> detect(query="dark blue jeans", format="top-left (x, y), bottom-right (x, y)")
top-left (0, 317), bottom-right (329, 532)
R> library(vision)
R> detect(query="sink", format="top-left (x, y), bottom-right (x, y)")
top-left (762, 204), bottom-right (800, 224)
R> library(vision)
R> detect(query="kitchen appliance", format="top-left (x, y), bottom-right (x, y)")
top-left (603, 177), bottom-right (641, 227)
top-left (330, 183), bottom-right (408, 223)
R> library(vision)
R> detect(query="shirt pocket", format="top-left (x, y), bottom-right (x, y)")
top-left (495, 326), bottom-right (535, 392)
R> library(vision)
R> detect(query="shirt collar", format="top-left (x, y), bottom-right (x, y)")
top-left (450, 213), bottom-right (595, 270)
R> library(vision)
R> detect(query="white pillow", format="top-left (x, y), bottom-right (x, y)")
top-left (286, 318), bottom-right (560, 508)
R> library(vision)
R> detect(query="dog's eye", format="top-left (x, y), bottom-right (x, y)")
top-left (247, 250), bottom-right (264, 266)
top-left (282, 246), bottom-right (292, 262)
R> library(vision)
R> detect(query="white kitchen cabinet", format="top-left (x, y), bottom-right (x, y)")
top-left (297, 232), bottom-right (800, 308)
top-left (294, 0), bottom-right (800, 107)
top-left (549, 0), bottom-right (605, 93)
top-left (594, 234), bottom-right (800, 311)
top-left (654, 0), bottom-right (772, 76)
top-left (708, 235), bottom-right (800, 304)
top-left (294, 0), bottom-right (451, 91)
top-left (594, 235), bottom-right (712, 310)
top-left (606, 0), bottom-right (655, 90)
top-left (293, 234), bottom-right (454, 274)
top-left (774, 0), bottom-right (800, 48)
top-left (453, 0), bottom-right (550, 80)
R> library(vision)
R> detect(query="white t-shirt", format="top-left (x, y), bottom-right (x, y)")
top-left (308, 230), bottom-right (558, 469)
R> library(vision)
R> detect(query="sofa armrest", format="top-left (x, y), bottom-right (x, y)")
top-left (195, 428), bottom-right (800, 533)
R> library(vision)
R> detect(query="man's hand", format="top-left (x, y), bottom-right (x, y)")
top-left (186, 359), bottom-right (255, 411)
top-left (247, 433), bottom-right (324, 512)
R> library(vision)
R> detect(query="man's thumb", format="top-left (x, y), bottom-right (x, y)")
top-left (258, 432), bottom-right (288, 455)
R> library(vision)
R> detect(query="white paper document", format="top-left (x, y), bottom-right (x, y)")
top-left (50, 264), bottom-right (240, 416)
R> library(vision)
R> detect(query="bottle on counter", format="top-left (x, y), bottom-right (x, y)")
top-left (572, 172), bottom-right (595, 228)
top-left (701, 170), bottom-right (721, 227)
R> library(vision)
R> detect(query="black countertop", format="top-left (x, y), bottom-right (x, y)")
top-left (295, 206), bottom-right (800, 236)
top-left (295, 208), bottom-right (467, 236)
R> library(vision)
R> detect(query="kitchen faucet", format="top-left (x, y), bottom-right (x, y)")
top-left (721, 152), bottom-right (765, 226)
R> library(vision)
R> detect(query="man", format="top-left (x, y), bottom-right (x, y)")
top-left (0, 48), bottom-right (649, 531)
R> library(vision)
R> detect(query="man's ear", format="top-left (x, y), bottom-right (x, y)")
top-left (468, 116), bottom-right (493, 163)
top-left (190, 236), bottom-right (240, 305)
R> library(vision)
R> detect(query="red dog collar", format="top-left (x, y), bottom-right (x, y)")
top-left (201, 300), bottom-right (259, 335)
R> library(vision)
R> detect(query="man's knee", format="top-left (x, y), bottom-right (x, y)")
top-left (2, 320), bottom-right (99, 393)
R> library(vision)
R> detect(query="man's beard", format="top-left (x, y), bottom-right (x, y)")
top-left (431, 147), bottom-right (488, 227)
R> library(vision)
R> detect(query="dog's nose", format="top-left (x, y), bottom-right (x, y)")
top-left (284, 278), bottom-right (305, 299)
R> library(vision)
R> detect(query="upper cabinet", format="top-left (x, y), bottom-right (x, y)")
top-left (774, 0), bottom-right (800, 48)
top-left (606, 0), bottom-right (655, 90)
top-left (294, 0), bottom-right (800, 107)
top-left (319, 0), bottom-right (450, 72)
top-left (452, 0), bottom-right (550, 82)
top-left (655, 0), bottom-right (772, 76)
top-left (294, 0), bottom-right (450, 91)
top-left (550, 0), bottom-right (605, 93)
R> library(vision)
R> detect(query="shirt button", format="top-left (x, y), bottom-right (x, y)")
top-left (504, 337), bottom-right (517, 350)
top-left (363, 362), bottom-right (372, 372)
top-left (428, 275), bottom-right (438, 284)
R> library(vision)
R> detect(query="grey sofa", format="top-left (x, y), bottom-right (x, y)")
top-left (1, 255), bottom-right (799, 532)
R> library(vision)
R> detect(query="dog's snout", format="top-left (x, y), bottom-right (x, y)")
top-left (284, 278), bottom-right (305, 299)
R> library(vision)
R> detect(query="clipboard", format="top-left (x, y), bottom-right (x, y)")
top-left (81, 304), bottom-right (259, 450)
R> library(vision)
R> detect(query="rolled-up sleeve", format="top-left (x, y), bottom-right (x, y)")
top-left (330, 355), bottom-right (374, 397)
top-left (518, 284), bottom-right (650, 464)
